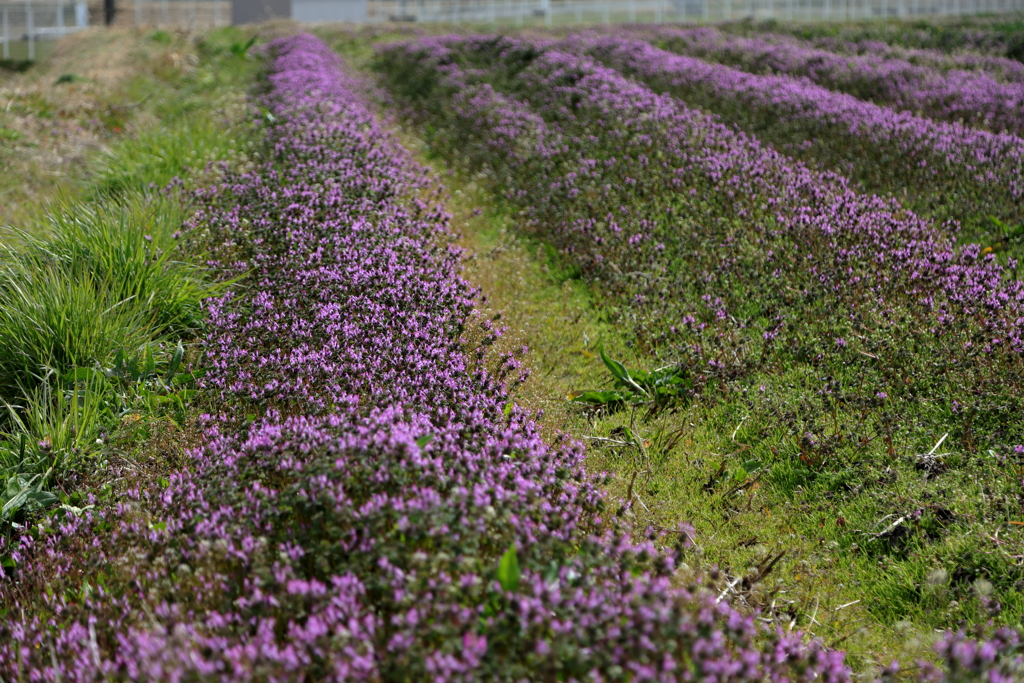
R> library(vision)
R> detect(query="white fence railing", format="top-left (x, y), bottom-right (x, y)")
top-left (128, 0), bottom-right (230, 29)
top-left (1, 0), bottom-right (1022, 59)
top-left (1, 2), bottom-right (88, 60)
top-left (0, 1), bottom-right (236, 61)
top-left (372, 0), bottom-right (1024, 23)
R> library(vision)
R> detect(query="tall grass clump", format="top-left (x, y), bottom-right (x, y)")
top-left (91, 117), bottom-right (244, 198)
top-left (0, 262), bottom-right (153, 392)
top-left (0, 193), bottom-right (221, 398)
top-left (89, 28), bottom-right (260, 198)
top-left (0, 25), bottom-right (258, 529)
top-left (0, 369), bottom-right (108, 478)
top-left (0, 189), bottom-right (229, 525)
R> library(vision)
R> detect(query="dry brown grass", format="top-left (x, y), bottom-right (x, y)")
top-left (0, 27), bottom-right (202, 230)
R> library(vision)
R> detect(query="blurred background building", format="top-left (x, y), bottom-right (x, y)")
top-left (1, 0), bottom-right (1021, 66)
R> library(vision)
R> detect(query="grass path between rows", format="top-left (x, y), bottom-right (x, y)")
top-left (390, 133), bottom-right (929, 672)
top-left (327, 25), bottom-right (1006, 672)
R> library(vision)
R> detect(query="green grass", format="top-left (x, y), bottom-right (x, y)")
top-left (90, 30), bottom-right (260, 198)
top-left (0, 187), bottom-right (227, 526)
top-left (91, 116), bottom-right (248, 198)
top-left (0, 25), bottom-right (260, 232)
top-left (435, 163), bottom-right (638, 424)
top-left (0, 26), bottom-right (260, 529)
top-left (0, 368), bottom-right (108, 483)
top-left (0, 193), bottom-right (224, 396)
top-left (0, 40), bottom-right (58, 64)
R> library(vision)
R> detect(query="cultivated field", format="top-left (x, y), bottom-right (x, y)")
top-left (1, 13), bottom-right (1024, 681)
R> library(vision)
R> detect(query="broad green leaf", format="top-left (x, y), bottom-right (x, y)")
top-left (621, 426), bottom-right (637, 445)
top-left (989, 215), bottom-right (1010, 231)
top-left (630, 368), bottom-right (651, 383)
top-left (571, 390), bottom-right (625, 405)
top-left (126, 353), bottom-right (139, 381)
top-left (25, 490), bottom-right (58, 507)
top-left (1, 472), bottom-right (48, 519)
top-left (416, 433), bottom-right (434, 449)
top-left (165, 341), bottom-right (185, 383)
top-left (599, 346), bottom-right (646, 395)
top-left (599, 345), bottom-right (630, 385)
top-left (172, 372), bottom-right (197, 386)
top-left (58, 503), bottom-right (95, 517)
top-left (497, 544), bottom-right (520, 593)
top-left (143, 345), bottom-right (157, 378)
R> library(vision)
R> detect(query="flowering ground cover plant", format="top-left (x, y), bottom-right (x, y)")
top-left (378, 32), bottom-right (1024, 387)
top-left (7, 20), bottom-right (1024, 680)
top-left (804, 35), bottom-right (1024, 84)
top-left (375, 31), bottom-right (1024, 668)
top-left (640, 26), bottom-right (1024, 136)
top-left (721, 16), bottom-right (1024, 62)
top-left (566, 33), bottom-right (1024, 245)
top-left (0, 32), bottom-right (890, 681)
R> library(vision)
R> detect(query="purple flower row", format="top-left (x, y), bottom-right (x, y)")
top-left (376, 32), bottom-right (1024, 679)
top-left (808, 35), bottom-right (1024, 85)
top-left (0, 33), bottom-right (860, 681)
top-left (642, 26), bottom-right (1024, 136)
top-left (569, 33), bottom-right (1024, 234)
top-left (382, 34), bottom-right (1024, 354)
top-left (731, 20), bottom-right (1019, 61)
